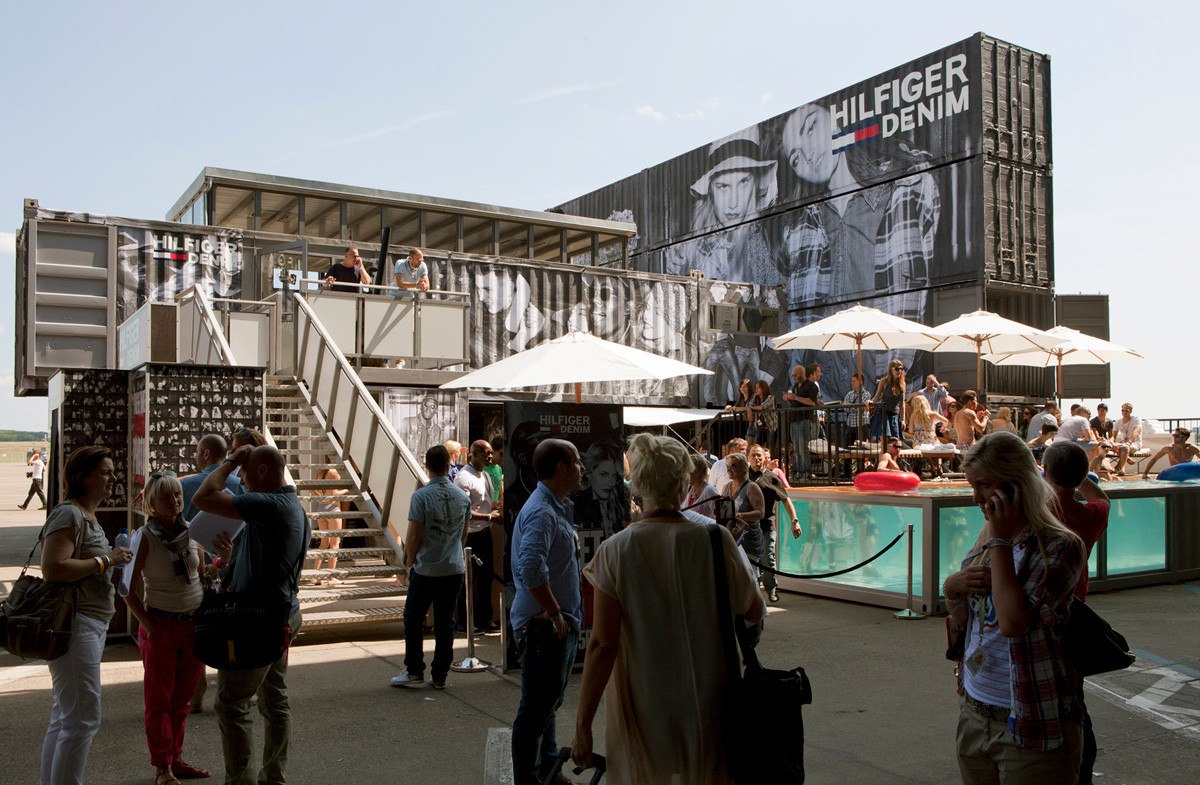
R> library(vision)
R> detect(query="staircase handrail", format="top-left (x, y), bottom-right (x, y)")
top-left (291, 292), bottom-right (428, 556)
top-left (178, 285), bottom-right (237, 367)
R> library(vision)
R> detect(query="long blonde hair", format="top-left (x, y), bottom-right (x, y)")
top-left (961, 432), bottom-right (1081, 563)
top-left (909, 393), bottom-right (936, 429)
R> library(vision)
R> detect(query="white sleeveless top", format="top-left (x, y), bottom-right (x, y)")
top-left (140, 527), bottom-right (204, 613)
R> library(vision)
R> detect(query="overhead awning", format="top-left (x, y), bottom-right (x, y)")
top-left (623, 407), bottom-right (718, 427)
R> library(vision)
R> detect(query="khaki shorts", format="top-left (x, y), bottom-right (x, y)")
top-left (956, 695), bottom-right (1082, 785)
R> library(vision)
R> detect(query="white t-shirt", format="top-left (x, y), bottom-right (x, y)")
top-left (1055, 415), bottom-right (1093, 443)
top-left (454, 464), bottom-right (493, 534)
top-left (1026, 411), bottom-right (1058, 439)
top-left (392, 259), bottom-right (429, 298)
top-left (30, 456), bottom-right (45, 481)
top-left (1115, 415), bottom-right (1142, 445)
top-left (707, 459), bottom-right (730, 491)
top-left (962, 543), bottom-right (1026, 710)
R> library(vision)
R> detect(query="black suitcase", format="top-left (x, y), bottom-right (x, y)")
top-left (542, 747), bottom-right (606, 784)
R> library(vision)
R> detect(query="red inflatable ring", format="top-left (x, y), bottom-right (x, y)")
top-left (853, 471), bottom-right (921, 492)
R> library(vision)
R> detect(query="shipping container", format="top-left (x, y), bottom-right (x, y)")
top-left (1056, 294), bottom-right (1112, 400)
top-left (981, 159), bottom-right (1054, 287)
top-left (979, 35), bottom-right (1052, 169)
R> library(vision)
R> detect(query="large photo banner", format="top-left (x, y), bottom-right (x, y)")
top-left (554, 38), bottom-right (986, 405)
top-left (116, 226), bottom-right (244, 325)
top-left (501, 402), bottom-right (625, 670)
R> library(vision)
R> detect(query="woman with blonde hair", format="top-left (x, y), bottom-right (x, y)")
top-left (988, 406), bottom-right (1018, 434)
top-left (309, 465), bottom-right (348, 586)
top-left (907, 393), bottom-right (950, 478)
top-left (943, 432), bottom-right (1085, 782)
top-left (126, 472), bottom-right (218, 784)
top-left (571, 434), bottom-right (764, 783)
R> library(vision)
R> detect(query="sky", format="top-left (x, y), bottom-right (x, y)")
top-left (2, 1), bottom-right (1198, 427)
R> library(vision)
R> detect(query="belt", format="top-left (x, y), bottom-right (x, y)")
top-left (963, 693), bottom-right (1010, 721)
top-left (148, 607), bottom-right (196, 623)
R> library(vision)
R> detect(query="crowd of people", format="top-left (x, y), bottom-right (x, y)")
top-left (26, 390), bottom-right (1186, 785)
top-left (722, 360), bottom-right (1169, 483)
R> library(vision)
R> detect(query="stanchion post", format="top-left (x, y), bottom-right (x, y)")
top-left (452, 546), bottom-right (491, 672)
top-left (893, 523), bottom-right (926, 620)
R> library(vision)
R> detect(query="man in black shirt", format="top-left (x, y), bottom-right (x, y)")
top-left (783, 364), bottom-right (821, 482)
top-left (324, 248), bottom-right (371, 290)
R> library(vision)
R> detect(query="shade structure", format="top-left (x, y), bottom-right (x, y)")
top-left (440, 331), bottom-right (712, 403)
top-left (623, 407), bottom-right (718, 427)
top-left (769, 305), bottom-right (946, 381)
top-left (931, 310), bottom-right (1067, 392)
top-left (982, 326), bottom-right (1144, 404)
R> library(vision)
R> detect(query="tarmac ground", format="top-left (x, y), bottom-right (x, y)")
top-left (1, 460), bottom-right (1198, 784)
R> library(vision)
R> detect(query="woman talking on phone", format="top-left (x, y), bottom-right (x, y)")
top-left (942, 431), bottom-right (1085, 783)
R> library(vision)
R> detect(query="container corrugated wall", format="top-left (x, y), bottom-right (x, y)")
top-left (980, 35), bottom-right (1052, 169)
top-left (982, 160), bottom-right (1053, 287)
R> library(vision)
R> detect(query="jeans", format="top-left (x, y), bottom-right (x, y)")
top-left (759, 518), bottom-right (778, 593)
top-left (511, 619), bottom-right (579, 785)
top-left (404, 571), bottom-right (463, 682)
top-left (138, 615), bottom-right (206, 767)
top-left (41, 613), bottom-right (108, 785)
top-left (216, 607), bottom-right (302, 785)
top-left (790, 419), bottom-right (817, 478)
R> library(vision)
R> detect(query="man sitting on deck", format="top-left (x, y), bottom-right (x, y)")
top-left (1142, 428), bottom-right (1200, 479)
top-left (1112, 403), bottom-right (1143, 476)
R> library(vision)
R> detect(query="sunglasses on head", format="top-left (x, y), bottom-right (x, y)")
top-left (149, 470), bottom-right (178, 480)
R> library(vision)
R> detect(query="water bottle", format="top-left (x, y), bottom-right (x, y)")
top-left (113, 528), bottom-right (129, 580)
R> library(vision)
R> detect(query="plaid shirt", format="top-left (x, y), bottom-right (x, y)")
top-left (956, 532), bottom-right (1084, 752)
top-left (784, 169), bottom-right (939, 310)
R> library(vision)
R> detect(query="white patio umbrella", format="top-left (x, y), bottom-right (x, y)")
top-left (440, 331), bottom-right (712, 403)
top-left (769, 305), bottom-right (946, 382)
top-left (982, 326), bottom-right (1145, 405)
top-left (932, 310), bottom-right (1067, 392)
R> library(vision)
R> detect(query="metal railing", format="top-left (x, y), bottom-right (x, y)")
top-left (292, 292), bottom-right (428, 561)
top-left (177, 287), bottom-right (237, 366)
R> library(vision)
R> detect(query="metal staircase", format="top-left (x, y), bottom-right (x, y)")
top-left (265, 375), bottom-right (407, 628)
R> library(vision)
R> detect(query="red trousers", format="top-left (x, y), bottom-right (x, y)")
top-left (137, 614), bottom-right (205, 767)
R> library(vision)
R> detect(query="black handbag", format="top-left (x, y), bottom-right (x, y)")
top-left (1066, 597), bottom-right (1135, 677)
top-left (193, 542), bottom-right (305, 671)
top-left (0, 528), bottom-right (80, 661)
top-left (709, 525), bottom-right (810, 784)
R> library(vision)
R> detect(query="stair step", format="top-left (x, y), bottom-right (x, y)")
top-left (306, 547), bottom-right (393, 560)
top-left (310, 510), bottom-right (372, 520)
top-left (295, 479), bottom-right (356, 489)
top-left (298, 585), bottom-right (405, 604)
top-left (303, 527), bottom-right (385, 539)
top-left (300, 607), bottom-right (406, 627)
top-left (302, 565), bottom-right (403, 579)
top-left (296, 494), bottom-right (363, 502)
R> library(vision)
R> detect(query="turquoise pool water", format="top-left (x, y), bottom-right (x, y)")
top-left (777, 500), bottom-right (923, 593)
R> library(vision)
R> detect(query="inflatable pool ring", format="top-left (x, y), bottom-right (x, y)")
top-left (853, 471), bottom-right (921, 492)
top-left (1157, 462), bottom-right (1200, 482)
top-left (1087, 472), bottom-right (1100, 485)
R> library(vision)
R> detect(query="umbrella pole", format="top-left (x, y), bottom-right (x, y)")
top-left (1057, 355), bottom-right (1063, 410)
top-left (574, 381), bottom-right (582, 405)
top-left (976, 343), bottom-right (982, 395)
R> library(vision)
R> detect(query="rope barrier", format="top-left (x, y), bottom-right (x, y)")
top-left (745, 529), bottom-right (906, 580)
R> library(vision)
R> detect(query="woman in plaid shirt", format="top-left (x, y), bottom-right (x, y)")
top-left (943, 432), bottom-right (1085, 783)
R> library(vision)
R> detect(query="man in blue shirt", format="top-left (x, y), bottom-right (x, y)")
top-left (509, 438), bottom-right (584, 785)
top-left (193, 444), bottom-right (308, 785)
top-left (391, 247), bottom-right (430, 298)
top-left (390, 444), bottom-right (471, 690)
top-left (180, 434), bottom-right (244, 519)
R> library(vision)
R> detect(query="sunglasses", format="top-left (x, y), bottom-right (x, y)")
top-left (149, 470), bottom-right (178, 480)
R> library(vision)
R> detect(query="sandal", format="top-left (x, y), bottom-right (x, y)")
top-left (156, 766), bottom-right (182, 785)
top-left (172, 759), bottom-right (211, 779)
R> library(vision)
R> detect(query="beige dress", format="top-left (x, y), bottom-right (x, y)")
top-left (584, 518), bottom-right (759, 785)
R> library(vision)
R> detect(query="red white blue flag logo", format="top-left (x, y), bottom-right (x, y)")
top-left (831, 121), bottom-right (880, 152)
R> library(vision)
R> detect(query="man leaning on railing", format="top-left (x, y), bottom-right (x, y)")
top-left (325, 248), bottom-right (371, 290)
top-left (392, 248), bottom-right (430, 298)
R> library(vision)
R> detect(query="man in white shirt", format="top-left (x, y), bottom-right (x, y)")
top-left (20, 448), bottom-right (47, 510)
top-left (708, 437), bottom-right (747, 491)
top-left (920, 375), bottom-right (948, 415)
top-left (1113, 402), bottom-right (1143, 476)
top-left (1026, 401), bottom-right (1060, 440)
top-left (392, 248), bottom-right (430, 298)
top-left (1054, 405), bottom-right (1108, 472)
top-left (455, 439), bottom-right (501, 631)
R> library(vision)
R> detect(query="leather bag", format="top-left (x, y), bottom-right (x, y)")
top-left (1065, 597), bottom-right (1136, 677)
top-left (0, 528), bottom-right (80, 661)
top-left (709, 524), bottom-right (810, 784)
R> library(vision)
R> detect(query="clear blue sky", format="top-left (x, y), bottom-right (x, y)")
top-left (2, 1), bottom-right (1197, 425)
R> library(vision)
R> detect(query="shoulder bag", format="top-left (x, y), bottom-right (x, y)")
top-left (709, 524), bottom-right (810, 784)
top-left (0, 515), bottom-right (83, 661)
top-left (1066, 597), bottom-right (1136, 677)
top-left (193, 536), bottom-right (306, 671)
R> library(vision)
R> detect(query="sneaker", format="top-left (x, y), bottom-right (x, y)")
top-left (390, 672), bottom-right (424, 688)
top-left (430, 678), bottom-right (446, 690)
top-left (17, 505), bottom-right (27, 510)
top-left (768, 589), bottom-right (780, 603)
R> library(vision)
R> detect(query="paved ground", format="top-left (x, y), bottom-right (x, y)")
top-left (2, 460), bottom-right (1198, 784)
